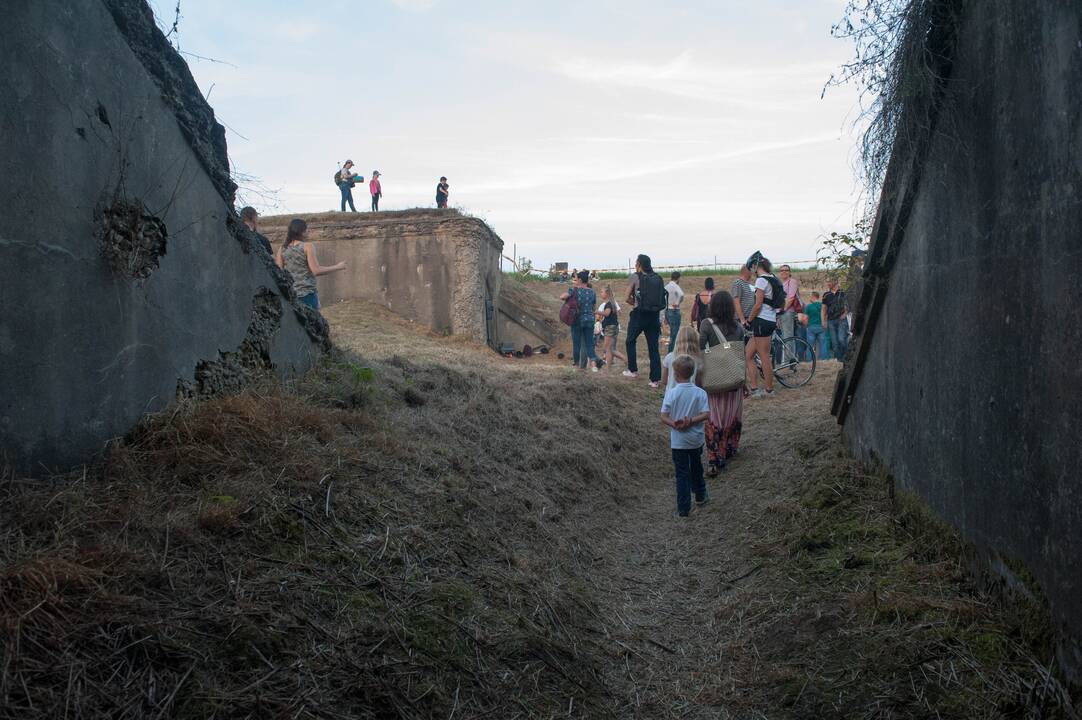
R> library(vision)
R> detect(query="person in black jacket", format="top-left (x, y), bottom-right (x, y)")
top-left (436, 176), bottom-right (450, 208)
top-left (623, 253), bottom-right (666, 388)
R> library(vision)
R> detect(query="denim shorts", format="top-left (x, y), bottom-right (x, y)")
top-left (602, 324), bottom-right (619, 338)
top-left (299, 292), bottom-right (320, 311)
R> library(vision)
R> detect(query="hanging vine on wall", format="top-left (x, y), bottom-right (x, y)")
top-left (825, 0), bottom-right (964, 200)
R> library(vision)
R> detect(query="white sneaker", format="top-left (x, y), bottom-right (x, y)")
top-left (749, 388), bottom-right (765, 398)
top-left (622, 370), bottom-right (638, 378)
top-left (591, 365), bottom-right (599, 373)
top-left (649, 381), bottom-right (660, 389)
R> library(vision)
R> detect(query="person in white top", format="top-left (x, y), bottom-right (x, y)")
top-left (744, 251), bottom-right (779, 397)
top-left (660, 324), bottom-right (702, 393)
top-left (664, 271), bottom-right (685, 354)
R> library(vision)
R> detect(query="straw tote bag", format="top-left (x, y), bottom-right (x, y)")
top-left (699, 320), bottom-right (746, 392)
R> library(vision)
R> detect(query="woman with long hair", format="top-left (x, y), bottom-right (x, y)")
top-left (660, 324), bottom-right (702, 393)
top-left (560, 270), bottom-right (600, 371)
top-left (699, 290), bottom-right (746, 475)
top-left (596, 285), bottom-right (627, 370)
top-left (274, 218), bottom-right (347, 310)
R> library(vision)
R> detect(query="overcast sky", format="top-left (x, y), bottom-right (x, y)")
top-left (157, 0), bottom-right (864, 270)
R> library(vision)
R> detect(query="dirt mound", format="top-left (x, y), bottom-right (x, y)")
top-left (0, 328), bottom-right (655, 718)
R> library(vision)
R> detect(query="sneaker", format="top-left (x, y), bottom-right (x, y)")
top-left (591, 365), bottom-right (599, 373)
top-left (749, 388), bottom-right (765, 398)
top-left (764, 389), bottom-right (777, 397)
top-left (622, 370), bottom-right (638, 379)
top-left (649, 381), bottom-right (660, 389)
top-left (695, 489), bottom-right (711, 505)
top-left (674, 511), bottom-right (690, 519)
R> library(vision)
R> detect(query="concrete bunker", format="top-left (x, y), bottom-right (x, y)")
top-left (0, 0), bottom-right (325, 473)
top-left (833, 0), bottom-right (1082, 680)
top-left (260, 211), bottom-right (563, 353)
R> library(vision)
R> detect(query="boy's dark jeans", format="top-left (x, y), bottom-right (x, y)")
top-left (672, 446), bottom-right (706, 516)
top-left (625, 309), bottom-right (662, 381)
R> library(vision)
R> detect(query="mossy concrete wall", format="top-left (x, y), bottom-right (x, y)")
top-left (261, 211), bottom-right (503, 348)
top-left (840, 0), bottom-right (1082, 678)
top-left (0, 0), bottom-right (325, 473)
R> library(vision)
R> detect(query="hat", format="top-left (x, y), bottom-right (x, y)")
top-left (344, 159), bottom-right (353, 165)
top-left (372, 170), bottom-right (381, 177)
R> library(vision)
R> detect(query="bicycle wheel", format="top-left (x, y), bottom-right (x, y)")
top-left (773, 337), bottom-right (816, 388)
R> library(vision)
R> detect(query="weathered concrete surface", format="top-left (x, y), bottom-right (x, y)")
top-left (497, 278), bottom-right (565, 350)
top-left (261, 210), bottom-right (504, 347)
top-left (0, 0), bottom-right (323, 472)
top-left (840, 0), bottom-right (1082, 678)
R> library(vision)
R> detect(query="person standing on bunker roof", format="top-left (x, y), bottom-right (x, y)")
top-left (336, 160), bottom-right (360, 213)
top-left (664, 271), bottom-right (685, 354)
top-left (370, 171), bottom-right (382, 212)
top-left (436, 176), bottom-right (450, 208)
top-left (240, 206), bottom-right (272, 255)
top-left (623, 253), bottom-right (667, 388)
top-left (275, 218), bottom-right (347, 312)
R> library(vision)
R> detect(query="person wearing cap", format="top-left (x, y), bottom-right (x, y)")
top-left (239, 206), bottom-right (272, 255)
top-left (338, 160), bottom-right (359, 212)
top-left (370, 171), bottom-right (382, 212)
top-left (436, 176), bottom-right (450, 208)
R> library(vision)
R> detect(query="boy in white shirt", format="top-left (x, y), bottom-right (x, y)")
top-left (660, 355), bottom-right (711, 517)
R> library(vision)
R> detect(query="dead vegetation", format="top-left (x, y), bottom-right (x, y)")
top-left (0, 338), bottom-right (648, 717)
top-left (1, 300), bottom-right (1075, 718)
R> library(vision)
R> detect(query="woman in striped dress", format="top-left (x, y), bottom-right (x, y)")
top-left (698, 290), bottom-right (745, 475)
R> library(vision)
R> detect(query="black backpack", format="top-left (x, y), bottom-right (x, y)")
top-left (762, 274), bottom-right (786, 310)
top-left (636, 272), bottom-right (667, 313)
top-left (334, 170), bottom-right (343, 186)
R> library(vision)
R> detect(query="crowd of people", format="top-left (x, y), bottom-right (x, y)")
top-left (334, 160), bottom-right (452, 212)
top-left (558, 252), bottom-right (852, 517)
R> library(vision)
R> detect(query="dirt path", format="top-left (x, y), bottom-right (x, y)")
top-left (316, 300), bottom-right (1067, 718)
top-left (588, 364), bottom-right (840, 719)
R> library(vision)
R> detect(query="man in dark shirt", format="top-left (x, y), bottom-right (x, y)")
top-left (240, 206), bottom-right (273, 255)
top-left (436, 176), bottom-right (450, 208)
top-left (822, 278), bottom-right (849, 361)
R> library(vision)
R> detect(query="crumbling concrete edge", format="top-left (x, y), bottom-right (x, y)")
top-left (99, 0), bottom-right (236, 204)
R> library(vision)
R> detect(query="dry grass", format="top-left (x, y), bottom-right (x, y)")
top-left (0, 300), bottom-right (1075, 718)
top-left (0, 329), bottom-right (659, 718)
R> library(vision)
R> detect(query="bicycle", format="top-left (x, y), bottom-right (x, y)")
top-left (746, 327), bottom-right (816, 389)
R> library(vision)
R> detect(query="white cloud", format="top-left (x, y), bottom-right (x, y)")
top-left (390, 0), bottom-right (438, 11)
top-left (554, 50), bottom-right (837, 108)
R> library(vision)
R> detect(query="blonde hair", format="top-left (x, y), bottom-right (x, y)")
top-left (673, 324), bottom-right (702, 362)
top-left (673, 354), bottom-right (696, 381)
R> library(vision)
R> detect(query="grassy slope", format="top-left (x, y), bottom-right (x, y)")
top-left (0, 300), bottom-right (1075, 719)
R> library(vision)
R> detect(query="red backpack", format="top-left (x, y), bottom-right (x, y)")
top-left (559, 290), bottom-right (580, 326)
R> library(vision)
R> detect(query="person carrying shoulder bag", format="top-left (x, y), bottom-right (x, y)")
top-left (698, 291), bottom-right (746, 475)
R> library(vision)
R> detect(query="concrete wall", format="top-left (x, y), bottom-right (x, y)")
top-left (260, 211), bottom-right (504, 347)
top-left (0, 0), bottom-right (325, 473)
top-left (839, 0), bottom-right (1082, 677)
top-left (497, 279), bottom-right (566, 351)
